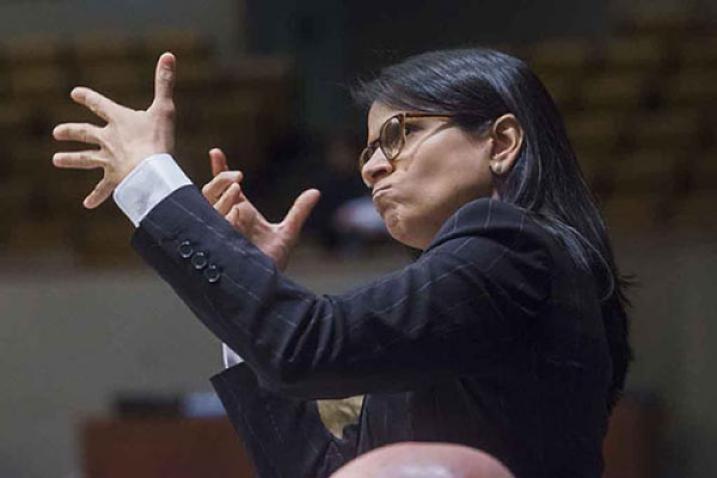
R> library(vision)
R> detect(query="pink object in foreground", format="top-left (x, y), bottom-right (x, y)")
top-left (330, 442), bottom-right (515, 478)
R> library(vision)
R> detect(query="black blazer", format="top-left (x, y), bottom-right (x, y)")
top-left (131, 185), bottom-right (612, 478)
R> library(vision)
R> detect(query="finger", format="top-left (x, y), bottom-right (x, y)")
top-left (282, 189), bottom-right (321, 236)
top-left (53, 123), bottom-right (103, 145)
top-left (213, 183), bottom-right (244, 216)
top-left (209, 148), bottom-right (229, 176)
top-left (52, 151), bottom-right (105, 170)
top-left (225, 205), bottom-right (243, 230)
top-left (226, 203), bottom-right (252, 232)
top-left (71, 87), bottom-right (125, 122)
top-left (153, 52), bottom-right (176, 105)
top-left (201, 170), bottom-right (244, 203)
top-left (83, 178), bottom-right (115, 209)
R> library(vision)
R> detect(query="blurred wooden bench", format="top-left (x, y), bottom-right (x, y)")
top-left (83, 417), bottom-right (255, 478)
top-left (81, 393), bottom-right (662, 478)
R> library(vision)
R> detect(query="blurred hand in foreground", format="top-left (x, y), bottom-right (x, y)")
top-left (52, 52), bottom-right (177, 209)
top-left (202, 148), bottom-right (320, 271)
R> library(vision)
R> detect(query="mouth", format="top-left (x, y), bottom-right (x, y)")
top-left (371, 187), bottom-right (392, 216)
top-left (372, 185), bottom-right (390, 199)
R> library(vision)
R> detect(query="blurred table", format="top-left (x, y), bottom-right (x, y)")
top-left (82, 417), bottom-right (254, 478)
top-left (82, 393), bottom-right (660, 478)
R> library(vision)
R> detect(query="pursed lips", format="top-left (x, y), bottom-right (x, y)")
top-left (371, 186), bottom-right (393, 216)
top-left (372, 185), bottom-right (391, 199)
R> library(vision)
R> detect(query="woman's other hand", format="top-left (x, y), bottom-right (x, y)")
top-left (201, 148), bottom-right (320, 271)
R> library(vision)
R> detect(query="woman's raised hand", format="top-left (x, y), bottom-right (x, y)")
top-left (52, 53), bottom-right (177, 209)
top-left (202, 148), bottom-right (320, 271)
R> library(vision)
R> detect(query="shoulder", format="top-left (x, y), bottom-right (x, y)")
top-left (424, 197), bottom-right (554, 259)
top-left (421, 197), bottom-right (556, 317)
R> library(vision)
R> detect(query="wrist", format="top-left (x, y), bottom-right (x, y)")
top-left (119, 150), bottom-right (171, 182)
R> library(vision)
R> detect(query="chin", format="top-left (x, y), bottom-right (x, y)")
top-left (385, 212), bottom-right (428, 250)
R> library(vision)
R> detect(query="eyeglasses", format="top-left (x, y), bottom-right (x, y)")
top-left (358, 112), bottom-right (454, 170)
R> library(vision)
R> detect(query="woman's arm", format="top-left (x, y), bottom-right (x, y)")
top-left (49, 51), bottom-right (550, 398)
top-left (132, 185), bottom-right (552, 399)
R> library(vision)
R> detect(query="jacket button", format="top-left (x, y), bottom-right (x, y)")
top-left (191, 251), bottom-right (208, 270)
top-left (204, 264), bottom-right (221, 283)
top-left (178, 240), bottom-right (194, 259)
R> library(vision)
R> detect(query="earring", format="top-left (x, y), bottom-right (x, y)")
top-left (491, 163), bottom-right (502, 174)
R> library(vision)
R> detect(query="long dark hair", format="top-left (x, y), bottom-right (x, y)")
top-left (353, 48), bottom-right (632, 410)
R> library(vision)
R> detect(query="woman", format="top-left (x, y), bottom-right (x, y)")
top-left (53, 48), bottom-right (632, 478)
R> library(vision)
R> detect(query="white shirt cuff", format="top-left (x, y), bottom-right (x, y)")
top-left (113, 153), bottom-right (192, 227)
top-left (222, 343), bottom-right (245, 368)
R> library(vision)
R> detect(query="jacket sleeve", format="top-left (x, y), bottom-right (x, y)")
top-left (131, 185), bottom-right (552, 399)
top-left (210, 363), bottom-right (359, 478)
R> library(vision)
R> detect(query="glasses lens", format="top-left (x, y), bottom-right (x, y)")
top-left (381, 117), bottom-right (403, 160)
top-left (358, 146), bottom-right (373, 169)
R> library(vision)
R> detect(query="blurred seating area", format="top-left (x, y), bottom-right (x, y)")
top-left (0, 30), bottom-right (294, 266)
top-left (523, 15), bottom-right (717, 235)
top-left (0, 16), bottom-right (715, 267)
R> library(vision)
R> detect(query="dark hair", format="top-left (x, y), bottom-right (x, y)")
top-left (353, 48), bottom-right (632, 410)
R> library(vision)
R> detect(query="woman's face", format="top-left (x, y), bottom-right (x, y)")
top-left (361, 102), bottom-right (496, 250)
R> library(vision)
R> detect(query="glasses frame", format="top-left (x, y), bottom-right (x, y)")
top-left (358, 112), bottom-right (454, 170)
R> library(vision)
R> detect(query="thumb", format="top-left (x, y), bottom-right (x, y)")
top-left (282, 189), bottom-right (321, 237)
top-left (153, 52), bottom-right (176, 105)
top-left (209, 148), bottom-right (229, 176)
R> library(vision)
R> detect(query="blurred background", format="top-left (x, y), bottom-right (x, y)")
top-left (0, 0), bottom-right (715, 477)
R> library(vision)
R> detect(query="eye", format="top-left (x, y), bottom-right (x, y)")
top-left (404, 124), bottom-right (419, 136)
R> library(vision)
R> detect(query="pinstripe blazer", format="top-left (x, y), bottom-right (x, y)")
top-left (131, 185), bottom-right (612, 478)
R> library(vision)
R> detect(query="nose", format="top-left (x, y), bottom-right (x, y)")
top-left (361, 149), bottom-right (394, 189)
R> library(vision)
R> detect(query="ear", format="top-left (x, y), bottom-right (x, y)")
top-left (488, 114), bottom-right (523, 176)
